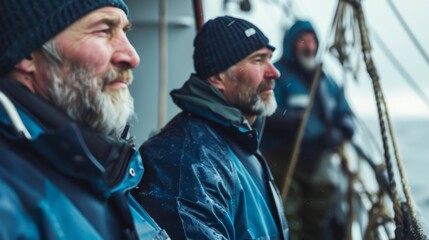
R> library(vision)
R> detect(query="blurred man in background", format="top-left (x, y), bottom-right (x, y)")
top-left (261, 20), bottom-right (354, 240)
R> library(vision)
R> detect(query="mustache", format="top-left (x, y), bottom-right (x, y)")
top-left (101, 69), bottom-right (134, 87)
top-left (258, 79), bottom-right (275, 93)
top-left (298, 48), bottom-right (316, 57)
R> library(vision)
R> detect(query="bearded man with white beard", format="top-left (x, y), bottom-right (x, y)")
top-left (0, 1), bottom-right (169, 239)
top-left (260, 20), bottom-right (355, 240)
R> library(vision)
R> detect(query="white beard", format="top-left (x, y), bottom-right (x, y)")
top-left (46, 66), bottom-right (134, 138)
top-left (297, 54), bottom-right (318, 72)
top-left (251, 93), bottom-right (278, 117)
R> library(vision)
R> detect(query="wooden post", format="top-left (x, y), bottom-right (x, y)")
top-left (193, 0), bottom-right (204, 31)
top-left (158, 0), bottom-right (168, 129)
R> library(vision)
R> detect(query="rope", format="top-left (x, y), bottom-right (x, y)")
top-left (385, 0), bottom-right (429, 69)
top-left (279, 0), bottom-right (426, 237)
top-left (339, 142), bottom-right (393, 240)
top-left (350, 1), bottom-right (405, 237)
top-left (348, 0), bottom-right (427, 238)
top-left (338, 144), bottom-right (358, 240)
top-left (280, 64), bottom-right (322, 202)
top-left (372, 82), bottom-right (406, 240)
top-left (381, 88), bottom-right (424, 238)
top-left (370, 27), bottom-right (429, 109)
top-left (330, 1), bottom-right (360, 74)
top-left (364, 199), bottom-right (393, 240)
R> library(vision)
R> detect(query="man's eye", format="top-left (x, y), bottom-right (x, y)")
top-left (95, 28), bottom-right (112, 36)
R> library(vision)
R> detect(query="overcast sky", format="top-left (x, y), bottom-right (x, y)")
top-left (203, 0), bottom-right (429, 119)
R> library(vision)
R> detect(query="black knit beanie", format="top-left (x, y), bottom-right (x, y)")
top-left (0, 0), bottom-right (128, 76)
top-left (193, 15), bottom-right (275, 80)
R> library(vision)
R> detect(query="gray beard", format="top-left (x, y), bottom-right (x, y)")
top-left (46, 66), bottom-right (134, 138)
top-left (297, 54), bottom-right (318, 72)
top-left (247, 92), bottom-right (277, 117)
top-left (234, 79), bottom-right (278, 117)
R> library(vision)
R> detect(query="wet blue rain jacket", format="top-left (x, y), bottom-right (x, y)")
top-left (133, 74), bottom-right (290, 239)
top-left (261, 20), bottom-right (354, 165)
top-left (0, 78), bottom-right (169, 240)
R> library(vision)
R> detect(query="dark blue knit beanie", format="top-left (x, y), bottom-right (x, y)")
top-left (193, 15), bottom-right (275, 80)
top-left (0, 0), bottom-right (128, 76)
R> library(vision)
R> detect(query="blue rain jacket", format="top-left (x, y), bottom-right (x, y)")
top-left (0, 78), bottom-right (169, 240)
top-left (261, 20), bottom-right (354, 164)
top-left (133, 74), bottom-right (289, 240)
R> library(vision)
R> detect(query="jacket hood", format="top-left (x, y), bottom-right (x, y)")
top-left (170, 74), bottom-right (265, 152)
top-left (171, 74), bottom-right (264, 132)
top-left (282, 20), bottom-right (319, 64)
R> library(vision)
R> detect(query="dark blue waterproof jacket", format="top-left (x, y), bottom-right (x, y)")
top-left (0, 78), bottom-right (169, 240)
top-left (261, 20), bottom-right (354, 163)
top-left (133, 75), bottom-right (289, 239)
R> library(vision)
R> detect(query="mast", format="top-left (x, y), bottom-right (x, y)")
top-left (158, 0), bottom-right (168, 129)
top-left (193, 0), bottom-right (204, 31)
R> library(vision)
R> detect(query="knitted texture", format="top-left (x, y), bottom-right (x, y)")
top-left (193, 15), bottom-right (275, 79)
top-left (0, 0), bottom-right (128, 75)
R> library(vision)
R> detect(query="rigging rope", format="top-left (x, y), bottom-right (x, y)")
top-left (351, 0), bottom-right (405, 236)
top-left (382, 87), bottom-right (424, 239)
top-left (345, 0), bottom-right (426, 238)
top-left (338, 144), bottom-right (393, 240)
top-left (370, 28), bottom-right (429, 110)
top-left (385, 0), bottom-right (429, 70)
top-left (279, 0), bottom-right (427, 238)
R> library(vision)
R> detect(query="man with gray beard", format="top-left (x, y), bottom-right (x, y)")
top-left (261, 20), bottom-right (355, 240)
top-left (0, 1), bottom-right (168, 239)
top-left (41, 40), bottom-right (134, 138)
top-left (132, 16), bottom-right (290, 239)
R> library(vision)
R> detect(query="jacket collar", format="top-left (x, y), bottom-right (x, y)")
top-left (0, 78), bottom-right (140, 197)
top-left (171, 74), bottom-right (264, 153)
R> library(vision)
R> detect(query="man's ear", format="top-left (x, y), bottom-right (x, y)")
top-left (7, 54), bottom-right (38, 93)
top-left (207, 73), bottom-right (225, 91)
top-left (13, 54), bottom-right (36, 74)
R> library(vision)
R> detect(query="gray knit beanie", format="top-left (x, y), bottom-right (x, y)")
top-left (0, 0), bottom-right (128, 76)
top-left (193, 15), bottom-right (275, 79)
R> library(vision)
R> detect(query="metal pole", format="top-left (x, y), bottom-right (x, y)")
top-left (158, 0), bottom-right (168, 129)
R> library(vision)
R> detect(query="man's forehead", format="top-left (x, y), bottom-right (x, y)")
top-left (297, 32), bottom-right (316, 39)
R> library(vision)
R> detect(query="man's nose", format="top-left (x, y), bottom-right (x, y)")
top-left (265, 62), bottom-right (280, 79)
top-left (111, 32), bottom-right (140, 69)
